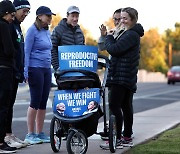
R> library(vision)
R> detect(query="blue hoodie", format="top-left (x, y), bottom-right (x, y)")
top-left (24, 24), bottom-right (52, 79)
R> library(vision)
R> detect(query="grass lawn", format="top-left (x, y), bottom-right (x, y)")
top-left (125, 124), bottom-right (180, 154)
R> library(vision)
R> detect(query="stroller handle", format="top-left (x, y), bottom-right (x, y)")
top-left (98, 55), bottom-right (109, 89)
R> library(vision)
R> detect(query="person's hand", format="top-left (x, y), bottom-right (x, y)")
top-left (99, 24), bottom-right (107, 36)
top-left (107, 28), bottom-right (115, 35)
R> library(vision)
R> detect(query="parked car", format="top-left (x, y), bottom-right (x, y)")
top-left (167, 66), bottom-right (180, 84)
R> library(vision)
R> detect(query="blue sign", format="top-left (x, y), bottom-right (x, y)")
top-left (53, 88), bottom-right (100, 117)
top-left (58, 45), bottom-right (98, 76)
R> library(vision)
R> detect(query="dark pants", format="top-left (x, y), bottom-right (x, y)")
top-left (28, 67), bottom-right (51, 110)
top-left (109, 85), bottom-right (133, 139)
top-left (5, 78), bottom-right (19, 134)
top-left (0, 68), bottom-right (13, 143)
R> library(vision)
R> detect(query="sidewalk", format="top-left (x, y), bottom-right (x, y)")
top-left (16, 101), bottom-right (180, 154)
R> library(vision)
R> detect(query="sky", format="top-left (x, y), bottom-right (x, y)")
top-left (19, 0), bottom-right (180, 40)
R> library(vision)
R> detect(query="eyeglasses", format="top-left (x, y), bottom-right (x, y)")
top-left (22, 9), bottom-right (30, 15)
top-left (113, 18), bottom-right (121, 21)
top-left (10, 12), bottom-right (16, 18)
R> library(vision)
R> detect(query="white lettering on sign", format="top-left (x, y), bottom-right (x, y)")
top-left (58, 93), bottom-right (73, 100)
top-left (73, 93), bottom-right (81, 99)
top-left (81, 91), bottom-right (97, 99)
top-left (72, 107), bottom-right (81, 112)
top-left (69, 60), bottom-right (93, 68)
top-left (67, 100), bottom-right (75, 106)
top-left (61, 52), bottom-right (97, 60)
top-left (76, 99), bottom-right (86, 106)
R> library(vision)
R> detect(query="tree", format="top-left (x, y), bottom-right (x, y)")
top-left (80, 25), bottom-right (97, 46)
top-left (164, 22), bottom-right (180, 66)
top-left (50, 13), bottom-right (62, 32)
top-left (140, 28), bottom-right (168, 73)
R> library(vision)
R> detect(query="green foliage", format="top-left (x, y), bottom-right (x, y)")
top-left (172, 52), bottom-right (180, 66)
top-left (164, 22), bottom-right (180, 66)
top-left (140, 28), bottom-right (168, 74)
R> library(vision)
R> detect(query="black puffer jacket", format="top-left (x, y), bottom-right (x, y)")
top-left (105, 23), bottom-right (144, 92)
top-left (51, 18), bottom-right (85, 70)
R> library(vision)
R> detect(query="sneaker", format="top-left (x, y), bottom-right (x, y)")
top-left (36, 132), bottom-right (50, 143)
top-left (122, 130), bottom-right (134, 139)
top-left (0, 142), bottom-right (16, 153)
top-left (99, 141), bottom-right (109, 150)
top-left (116, 139), bottom-right (123, 149)
top-left (24, 133), bottom-right (43, 145)
top-left (100, 139), bottom-right (123, 150)
top-left (5, 136), bottom-right (24, 149)
top-left (10, 134), bottom-right (29, 147)
top-left (122, 137), bottom-right (133, 147)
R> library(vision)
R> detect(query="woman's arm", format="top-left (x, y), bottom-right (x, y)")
top-left (105, 31), bottom-right (139, 57)
top-left (24, 26), bottom-right (35, 79)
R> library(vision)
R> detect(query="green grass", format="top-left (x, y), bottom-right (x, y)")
top-left (126, 124), bottom-right (180, 154)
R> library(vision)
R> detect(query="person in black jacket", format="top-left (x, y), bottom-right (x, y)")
top-left (104, 7), bottom-right (144, 148)
top-left (51, 5), bottom-right (85, 70)
top-left (0, 1), bottom-right (17, 153)
top-left (4, 0), bottom-right (31, 149)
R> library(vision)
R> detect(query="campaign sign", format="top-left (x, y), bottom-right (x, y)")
top-left (53, 88), bottom-right (100, 117)
top-left (58, 45), bottom-right (98, 76)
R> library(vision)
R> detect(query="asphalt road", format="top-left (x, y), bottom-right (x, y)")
top-left (12, 82), bottom-right (180, 153)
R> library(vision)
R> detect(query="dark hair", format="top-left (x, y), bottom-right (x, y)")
top-left (121, 7), bottom-right (138, 23)
top-left (113, 8), bottom-right (122, 15)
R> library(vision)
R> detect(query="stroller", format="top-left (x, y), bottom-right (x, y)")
top-left (50, 45), bottom-right (117, 154)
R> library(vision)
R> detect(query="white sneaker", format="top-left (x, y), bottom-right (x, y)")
top-left (10, 134), bottom-right (29, 147)
top-left (99, 141), bottom-right (109, 150)
top-left (5, 136), bottom-right (24, 149)
top-left (100, 139), bottom-right (123, 150)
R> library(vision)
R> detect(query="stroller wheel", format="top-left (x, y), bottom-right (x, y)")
top-left (109, 115), bottom-right (117, 153)
top-left (50, 116), bottom-right (61, 152)
top-left (66, 130), bottom-right (88, 154)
